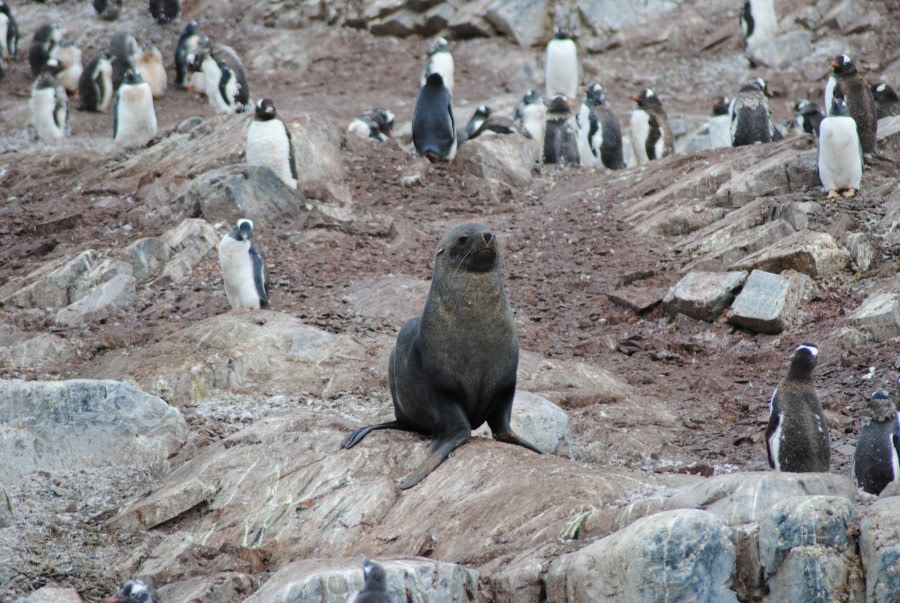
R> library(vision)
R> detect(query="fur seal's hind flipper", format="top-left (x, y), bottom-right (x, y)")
top-left (492, 431), bottom-right (543, 454)
top-left (340, 420), bottom-right (416, 450)
top-left (396, 429), bottom-right (471, 490)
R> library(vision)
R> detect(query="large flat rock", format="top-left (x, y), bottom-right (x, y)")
top-left (664, 270), bottom-right (747, 322)
top-left (730, 231), bottom-right (850, 278)
top-left (728, 269), bottom-right (814, 334)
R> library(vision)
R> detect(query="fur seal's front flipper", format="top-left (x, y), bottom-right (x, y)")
top-left (492, 431), bottom-right (543, 453)
top-left (397, 428), bottom-right (471, 490)
top-left (340, 420), bottom-right (417, 450)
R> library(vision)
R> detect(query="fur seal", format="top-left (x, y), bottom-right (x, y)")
top-left (340, 223), bottom-right (542, 489)
top-left (765, 343), bottom-right (830, 473)
top-left (348, 558), bottom-right (391, 603)
top-left (852, 390), bottom-right (900, 495)
top-left (818, 97), bottom-right (863, 199)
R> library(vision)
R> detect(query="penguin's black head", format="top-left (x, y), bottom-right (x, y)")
top-left (522, 89), bottom-right (541, 105)
top-left (122, 69), bottom-right (143, 85)
top-left (546, 94), bottom-right (571, 114)
top-left (788, 343), bottom-right (818, 377)
top-left (183, 20), bottom-right (199, 36)
top-left (586, 84), bottom-right (605, 105)
top-left (428, 37), bottom-right (450, 56)
top-left (424, 72), bottom-right (445, 88)
top-left (436, 223), bottom-right (499, 273)
top-left (256, 98), bottom-right (277, 120)
top-left (106, 579), bottom-right (159, 603)
top-left (872, 83), bottom-right (899, 103)
top-left (829, 97), bottom-right (850, 117)
top-left (474, 105), bottom-right (490, 119)
top-left (830, 54), bottom-right (856, 75)
top-left (631, 89), bottom-right (662, 109)
top-left (553, 27), bottom-right (571, 40)
top-left (742, 78), bottom-right (772, 97)
top-left (373, 108), bottom-right (395, 135)
top-left (361, 558), bottom-right (388, 592)
top-left (232, 219), bottom-right (254, 241)
top-left (712, 95), bottom-right (729, 115)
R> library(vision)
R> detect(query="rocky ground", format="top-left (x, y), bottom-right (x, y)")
top-left (1, 0), bottom-right (899, 601)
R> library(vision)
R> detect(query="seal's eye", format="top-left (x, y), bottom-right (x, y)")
top-left (457, 236), bottom-right (469, 245)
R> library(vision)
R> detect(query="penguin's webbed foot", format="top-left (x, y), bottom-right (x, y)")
top-left (826, 190), bottom-right (839, 199)
top-left (842, 188), bottom-right (857, 198)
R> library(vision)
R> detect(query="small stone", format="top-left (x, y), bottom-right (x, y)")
top-left (664, 271), bottom-right (748, 322)
top-left (846, 292), bottom-right (900, 342)
top-left (844, 232), bottom-right (875, 271)
top-left (728, 269), bottom-right (813, 334)
top-left (771, 201), bottom-right (823, 231)
top-left (607, 286), bottom-right (665, 314)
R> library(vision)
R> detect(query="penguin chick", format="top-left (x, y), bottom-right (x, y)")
top-left (765, 343), bottom-right (830, 473)
top-left (818, 97), bottom-right (863, 199)
top-left (136, 42), bottom-right (166, 99)
top-left (826, 54), bottom-right (878, 155)
top-left (29, 22), bottom-right (60, 78)
top-left (793, 99), bottom-right (825, 137)
top-left (347, 107), bottom-right (395, 142)
top-left (30, 67), bottom-right (69, 141)
top-left (871, 82), bottom-right (900, 120)
top-left (149, 0), bottom-right (180, 25)
top-left (347, 558), bottom-right (391, 603)
top-left (78, 52), bottom-right (114, 112)
top-left (730, 77), bottom-right (775, 146)
top-left (108, 31), bottom-right (138, 90)
top-left (708, 95), bottom-right (732, 148)
top-left (545, 27), bottom-right (578, 101)
top-left (114, 70), bottom-right (157, 148)
top-left (50, 39), bottom-right (82, 96)
top-left (852, 391), bottom-right (900, 495)
top-left (247, 98), bottom-right (298, 189)
top-left (412, 72), bottom-right (456, 162)
top-left (514, 89), bottom-right (546, 151)
top-left (93, 0), bottom-right (122, 21)
top-left (174, 21), bottom-right (201, 89)
top-left (420, 36), bottom-right (453, 93)
top-left (630, 88), bottom-right (674, 164)
top-left (0, 1), bottom-right (20, 60)
top-left (577, 83), bottom-right (625, 169)
top-left (194, 44), bottom-right (251, 114)
top-left (218, 219), bottom-right (271, 310)
top-left (542, 94), bottom-right (580, 165)
top-left (105, 579), bottom-right (159, 603)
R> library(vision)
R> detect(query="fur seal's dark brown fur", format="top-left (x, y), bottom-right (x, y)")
top-left (340, 223), bottom-right (541, 489)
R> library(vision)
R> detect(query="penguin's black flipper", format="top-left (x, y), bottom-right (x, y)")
top-left (764, 396), bottom-right (780, 469)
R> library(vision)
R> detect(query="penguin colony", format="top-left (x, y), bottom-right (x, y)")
top-left (3, 4), bottom-right (899, 590)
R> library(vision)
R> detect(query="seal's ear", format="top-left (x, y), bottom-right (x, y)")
top-left (436, 247), bottom-right (444, 256)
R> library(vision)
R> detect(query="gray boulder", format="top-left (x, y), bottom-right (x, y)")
top-left (0, 380), bottom-right (188, 483)
top-left (846, 291), bottom-right (900, 343)
top-left (748, 30), bottom-right (814, 70)
top-left (290, 117), bottom-right (352, 205)
top-left (20, 586), bottom-right (83, 603)
top-left (156, 573), bottom-right (257, 603)
top-left (0, 251), bottom-right (94, 309)
top-left (731, 231), bottom-right (850, 277)
top-left (664, 270), bottom-right (748, 322)
top-left (728, 269), bottom-right (814, 334)
top-left (55, 273), bottom-right (136, 326)
top-left (578, 0), bottom-right (681, 34)
top-left (486, 0), bottom-right (551, 47)
top-left (860, 496), bottom-right (900, 602)
top-left (122, 237), bottom-right (171, 281)
top-left (547, 509), bottom-right (737, 602)
top-left (498, 391), bottom-right (572, 456)
top-left (455, 132), bottom-right (539, 188)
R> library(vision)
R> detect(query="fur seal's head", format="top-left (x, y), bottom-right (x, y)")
top-left (436, 223), bottom-right (499, 273)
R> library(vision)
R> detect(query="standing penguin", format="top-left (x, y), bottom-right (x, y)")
top-left (871, 83), bottom-right (900, 119)
top-left (792, 99), bottom-right (825, 137)
top-left (217, 219), bottom-right (270, 311)
top-left (708, 96), bottom-right (732, 148)
top-left (51, 40), bottom-right (82, 96)
top-left (420, 37), bottom-right (453, 93)
top-left (29, 23), bottom-right (60, 78)
top-left (740, 0), bottom-right (777, 63)
top-left (194, 44), bottom-right (250, 113)
top-left (543, 95), bottom-right (580, 165)
top-left (149, 0), bottom-right (180, 25)
top-left (514, 88), bottom-right (546, 151)
top-left (765, 344), bottom-right (830, 473)
top-left (347, 558), bottom-right (391, 603)
top-left (545, 27), bottom-right (578, 101)
top-left (347, 107), bottom-right (395, 142)
top-left (136, 42), bottom-right (166, 98)
top-left (577, 83), bottom-right (625, 169)
top-left (77, 52), bottom-right (113, 112)
top-left (630, 89), bottom-right (674, 164)
top-left (825, 55), bottom-right (878, 155)
top-left (412, 72), bottom-right (457, 162)
top-left (174, 21), bottom-right (200, 89)
top-left (114, 70), bottom-right (157, 148)
top-left (106, 579), bottom-right (159, 603)
top-left (852, 391), bottom-right (900, 495)
top-left (0, 1), bottom-right (19, 60)
top-left (818, 97), bottom-right (863, 199)
top-left (730, 77), bottom-right (775, 146)
top-left (93, 0), bottom-right (122, 21)
top-left (30, 67), bottom-right (68, 141)
top-left (247, 98), bottom-right (298, 189)
top-left (108, 32), bottom-right (138, 90)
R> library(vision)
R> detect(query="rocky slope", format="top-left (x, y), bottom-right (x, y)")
top-left (1, 0), bottom-right (899, 601)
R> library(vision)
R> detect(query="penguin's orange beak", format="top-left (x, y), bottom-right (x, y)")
top-left (829, 61), bottom-right (839, 68)
top-left (765, 88), bottom-right (773, 97)
top-left (630, 95), bottom-right (639, 101)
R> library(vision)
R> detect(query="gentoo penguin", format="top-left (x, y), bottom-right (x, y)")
top-left (543, 94), bottom-right (580, 165)
top-left (77, 53), bottom-right (113, 112)
top-left (463, 104), bottom-right (490, 141)
top-left (0, 1), bottom-right (20, 60)
top-left (577, 83), bottom-right (625, 169)
top-left (29, 23), bottom-right (60, 78)
top-left (545, 27), bottom-right (578, 101)
top-left (730, 78), bottom-right (775, 146)
top-left (462, 110), bottom-right (517, 143)
top-left (852, 391), bottom-right (900, 495)
top-left (108, 32), bottom-right (138, 90)
top-left (218, 219), bottom-right (271, 311)
top-left (51, 40), bottom-right (82, 96)
top-left (792, 99), bottom-right (825, 137)
top-left (149, 0), bottom-right (180, 25)
top-left (818, 97), bottom-right (863, 199)
top-left (136, 42), bottom-right (166, 98)
top-left (412, 72), bottom-right (457, 162)
top-left (174, 21), bottom-right (200, 89)
top-left (871, 83), bottom-right (900, 119)
top-left (193, 44), bottom-right (251, 113)
top-left (514, 88), bottom-right (545, 150)
top-left (765, 344), bottom-right (830, 473)
top-left (420, 36), bottom-right (454, 93)
top-left (708, 95), bottom-right (732, 148)
top-left (106, 579), bottom-right (160, 603)
top-left (30, 67), bottom-right (68, 141)
top-left (348, 558), bottom-right (391, 603)
top-left (93, 0), bottom-right (122, 21)
top-left (114, 70), bottom-right (157, 148)
top-left (740, 0), bottom-right (777, 63)
top-left (825, 54), bottom-right (878, 155)
top-left (630, 89), bottom-right (674, 164)
top-left (347, 107), bottom-right (395, 142)
top-left (247, 98), bottom-right (298, 189)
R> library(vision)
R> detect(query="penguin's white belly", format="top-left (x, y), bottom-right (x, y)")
top-left (347, 118), bottom-right (372, 140)
top-left (746, 0), bottom-right (778, 48)
top-left (58, 64), bottom-right (82, 95)
top-left (824, 77), bottom-right (836, 115)
top-left (0, 15), bottom-right (8, 58)
top-left (521, 104), bottom-right (545, 161)
top-left (891, 414), bottom-right (900, 481)
top-left (31, 88), bottom-right (66, 140)
top-left (630, 109), bottom-right (651, 165)
top-left (202, 59), bottom-right (232, 114)
top-left (219, 239), bottom-right (261, 310)
top-left (770, 413), bottom-right (784, 471)
top-left (545, 40), bottom-right (578, 100)
top-left (97, 63), bottom-right (114, 112)
top-left (190, 70), bottom-right (206, 96)
top-left (708, 114), bottom-right (731, 148)
top-left (575, 104), bottom-right (596, 167)
top-left (247, 119), bottom-right (297, 189)
top-left (116, 83), bottom-right (157, 147)
top-left (424, 52), bottom-right (454, 93)
top-left (818, 116), bottom-right (862, 191)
